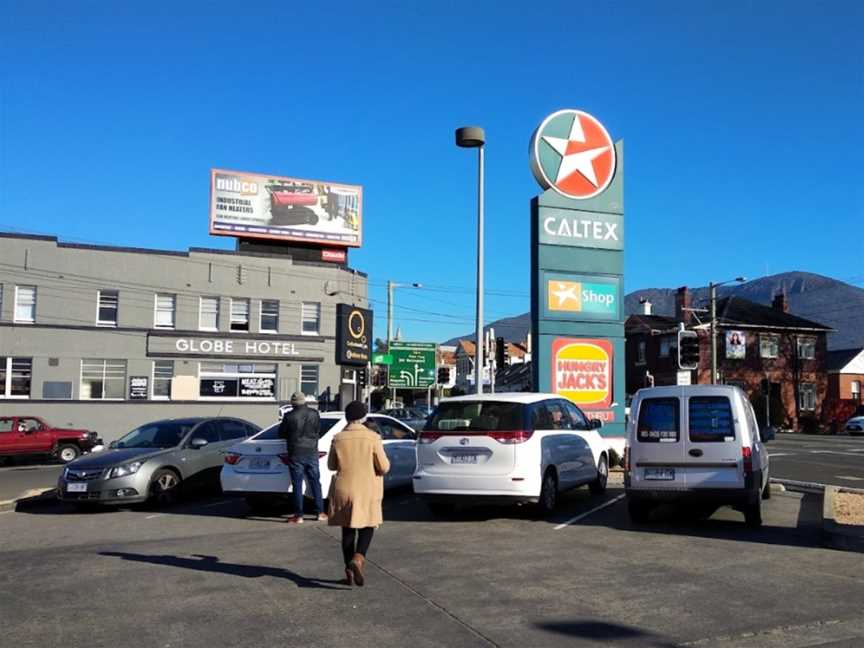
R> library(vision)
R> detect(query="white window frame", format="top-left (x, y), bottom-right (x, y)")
top-left (152, 360), bottom-right (174, 401)
top-left (797, 336), bottom-right (816, 360)
top-left (230, 298), bottom-right (250, 332)
top-left (153, 293), bottom-right (176, 330)
top-left (79, 359), bottom-right (127, 401)
top-left (14, 285), bottom-right (36, 324)
top-left (301, 302), bottom-right (321, 336)
top-left (96, 289), bottom-right (119, 327)
top-left (199, 296), bottom-right (220, 332)
top-left (197, 362), bottom-right (277, 402)
top-left (260, 299), bottom-right (279, 334)
top-left (1, 357), bottom-right (32, 399)
top-left (760, 334), bottom-right (779, 359)
top-left (799, 382), bottom-right (817, 411)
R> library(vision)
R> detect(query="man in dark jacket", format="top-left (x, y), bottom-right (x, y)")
top-left (279, 391), bottom-right (326, 523)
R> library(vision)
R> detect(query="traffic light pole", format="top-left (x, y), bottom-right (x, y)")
top-left (710, 282), bottom-right (717, 385)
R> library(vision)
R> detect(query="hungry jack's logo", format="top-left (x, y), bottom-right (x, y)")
top-left (530, 109), bottom-right (617, 200)
top-left (551, 338), bottom-right (613, 408)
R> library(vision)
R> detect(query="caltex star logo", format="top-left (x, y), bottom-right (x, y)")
top-left (530, 109), bottom-right (617, 200)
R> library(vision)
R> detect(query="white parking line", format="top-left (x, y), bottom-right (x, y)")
top-left (769, 453), bottom-right (793, 457)
top-left (836, 476), bottom-right (864, 482)
top-left (0, 510), bottom-right (14, 515)
top-left (145, 514), bottom-right (164, 519)
top-left (554, 494), bottom-right (625, 530)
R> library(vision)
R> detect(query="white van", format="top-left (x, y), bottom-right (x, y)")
top-left (413, 393), bottom-right (611, 516)
top-left (624, 385), bottom-right (773, 526)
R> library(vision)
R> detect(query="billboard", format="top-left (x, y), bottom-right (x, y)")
top-left (725, 330), bottom-right (746, 359)
top-left (551, 337), bottom-right (615, 419)
top-left (209, 169), bottom-right (362, 247)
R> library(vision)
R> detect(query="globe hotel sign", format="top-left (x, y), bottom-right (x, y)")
top-left (529, 109), bottom-right (625, 437)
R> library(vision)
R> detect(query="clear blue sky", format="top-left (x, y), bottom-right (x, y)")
top-left (1, 1), bottom-right (862, 343)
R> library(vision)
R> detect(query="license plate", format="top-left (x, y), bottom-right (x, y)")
top-left (66, 482), bottom-right (88, 493)
top-left (249, 457), bottom-right (271, 469)
top-left (644, 468), bottom-right (675, 481)
top-left (451, 454), bottom-right (478, 464)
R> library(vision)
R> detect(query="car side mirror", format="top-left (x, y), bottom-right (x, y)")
top-left (589, 419), bottom-right (603, 430)
top-left (108, 440), bottom-right (118, 449)
top-left (189, 438), bottom-right (209, 449)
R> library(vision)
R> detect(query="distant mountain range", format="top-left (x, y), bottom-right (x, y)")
top-left (442, 272), bottom-right (863, 351)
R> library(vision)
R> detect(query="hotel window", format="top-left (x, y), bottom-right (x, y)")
top-left (97, 290), bottom-right (119, 327)
top-left (301, 302), bottom-right (320, 335)
top-left (797, 337), bottom-right (816, 360)
top-left (637, 341), bottom-right (647, 365)
top-left (14, 285), bottom-right (36, 323)
top-left (300, 364), bottom-right (319, 397)
top-left (760, 334), bottom-right (779, 359)
top-left (199, 296), bottom-right (219, 331)
top-left (1, 357), bottom-right (32, 398)
top-left (230, 298), bottom-right (250, 332)
top-left (260, 300), bottom-right (279, 333)
top-left (799, 382), bottom-right (816, 411)
top-left (154, 294), bottom-right (176, 329)
top-left (80, 359), bottom-right (127, 400)
top-left (152, 360), bottom-right (174, 400)
top-left (199, 362), bottom-right (276, 400)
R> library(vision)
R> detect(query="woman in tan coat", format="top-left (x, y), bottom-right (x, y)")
top-left (327, 401), bottom-right (390, 587)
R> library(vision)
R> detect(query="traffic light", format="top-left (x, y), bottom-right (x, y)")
top-left (496, 337), bottom-right (505, 368)
top-left (357, 368), bottom-right (367, 389)
top-left (437, 367), bottom-right (450, 385)
top-left (678, 329), bottom-right (700, 370)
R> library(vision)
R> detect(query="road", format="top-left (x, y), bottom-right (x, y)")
top-left (1, 482), bottom-right (863, 647)
top-left (769, 433), bottom-right (864, 486)
top-left (0, 462), bottom-right (62, 503)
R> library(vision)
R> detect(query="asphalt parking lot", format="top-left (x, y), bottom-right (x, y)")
top-left (2, 481), bottom-right (864, 648)
top-left (769, 433), bottom-right (864, 486)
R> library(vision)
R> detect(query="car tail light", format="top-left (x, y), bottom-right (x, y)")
top-left (488, 430), bottom-right (533, 444)
top-left (318, 451), bottom-right (327, 459)
top-left (623, 447), bottom-right (631, 473)
top-left (278, 453), bottom-right (292, 465)
top-left (742, 446), bottom-right (753, 474)
top-left (418, 431), bottom-right (443, 444)
top-left (224, 453), bottom-right (241, 465)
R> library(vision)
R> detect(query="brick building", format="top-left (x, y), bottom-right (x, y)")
top-left (626, 288), bottom-right (831, 431)
top-left (825, 348), bottom-right (864, 429)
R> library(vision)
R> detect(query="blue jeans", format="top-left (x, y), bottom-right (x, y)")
top-left (288, 455), bottom-right (323, 516)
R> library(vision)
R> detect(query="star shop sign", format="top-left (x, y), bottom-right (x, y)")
top-left (530, 109), bottom-right (617, 200)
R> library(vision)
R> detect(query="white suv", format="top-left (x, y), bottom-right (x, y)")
top-left (413, 393), bottom-right (611, 516)
top-left (625, 385), bottom-right (773, 526)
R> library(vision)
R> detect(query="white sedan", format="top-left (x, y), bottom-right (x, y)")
top-left (221, 412), bottom-right (417, 513)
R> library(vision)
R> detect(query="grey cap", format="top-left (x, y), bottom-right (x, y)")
top-left (290, 391), bottom-right (307, 406)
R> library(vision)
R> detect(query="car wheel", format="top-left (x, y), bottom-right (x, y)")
top-left (148, 469), bottom-right (182, 508)
top-left (57, 444), bottom-right (81, 463)
top-left (245, 495), bottom-right (281, 515)
top-left (627, 498), bottom-right (653, 523)
top-left (745, 495), bottom-right (763, 527)
top-left (589, 454), bottom-right (609, 495)
top-left (427, 502), bottom-right (456, 518)
top-left (537, 469), bottom-right (558, 515)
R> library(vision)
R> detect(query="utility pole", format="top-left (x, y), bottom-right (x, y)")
top-left (710, 282), bottom-right (717, 385)
top-left (387, 280), bottom-right (395, 406)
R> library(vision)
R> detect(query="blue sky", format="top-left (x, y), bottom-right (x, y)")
top-left (1, 1), bottom-right (861, 343)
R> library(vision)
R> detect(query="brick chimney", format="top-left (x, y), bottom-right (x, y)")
top-left (772, 292), bottom-right (789, 313)
top-left (675, 286), bottom-right (692, 324)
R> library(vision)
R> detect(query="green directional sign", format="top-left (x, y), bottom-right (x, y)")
top-left (372, 353), bottom-right (393, 365)
top-left (388, 342), bottom-right (437, 389)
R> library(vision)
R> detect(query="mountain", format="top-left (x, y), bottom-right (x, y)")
top-left (442, 272), bottom-right (864, 351)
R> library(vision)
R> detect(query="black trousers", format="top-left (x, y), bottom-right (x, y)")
top-left (341, 527), bottom-right (374, 566)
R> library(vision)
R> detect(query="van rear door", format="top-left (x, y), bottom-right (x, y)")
top-left (631, 397), bottom-right (686, 490)
top-left (683, 395), bottom-right (743, 489)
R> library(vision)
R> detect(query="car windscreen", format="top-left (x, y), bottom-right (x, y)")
top-left (425, 401), bottom-right (524, 432)
top-left (689, 397), bottom-right (734, 442)
top-left (637, 398), bottom-right (680, 443)
top-left (254, 418), bottom-right (340, 440)
top-left (114, 422), bottom-right (195, 449)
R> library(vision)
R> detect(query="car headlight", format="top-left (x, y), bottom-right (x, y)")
top-left (107, 461), bottom-right (144, 479)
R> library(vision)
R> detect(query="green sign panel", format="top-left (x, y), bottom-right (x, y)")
top-left (388, 342), bottom-right (437, 389)
top-left (372, 353), bottom-right (393, 365)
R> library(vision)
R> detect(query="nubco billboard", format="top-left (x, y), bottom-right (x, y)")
top-left (530, 109), bottom-right (625, 435)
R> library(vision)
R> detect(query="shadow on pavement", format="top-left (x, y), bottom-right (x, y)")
top-left (535, 620), bottom-right (677, 647)
top-left (99, 551), bottom-right (349, 590)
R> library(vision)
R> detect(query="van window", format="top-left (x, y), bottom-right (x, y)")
top-left (689, 397), bottom-right (734, 442)
top-left (637, 398), bottom-right (679, 443)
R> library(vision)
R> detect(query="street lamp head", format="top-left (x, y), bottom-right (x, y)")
top-left (735, 276), bottom-right (747, 283)
top-left (411, 282), bottom-right (423, 288)
top-left (455, 126), bottom-right (485, 148)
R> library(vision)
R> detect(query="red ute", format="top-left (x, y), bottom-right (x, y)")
top-left (0, 416), bottom-right (101, 464)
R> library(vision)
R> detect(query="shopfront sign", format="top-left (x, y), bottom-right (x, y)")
top-left (129, 376), bottom-right (149, 400)
top-left (147, 333), bottom-right (324, 361)
top-left (335, 304), bottom-right (373, 366)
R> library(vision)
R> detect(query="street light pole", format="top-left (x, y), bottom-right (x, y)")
top-left (456, 126), bottom-right (486, 395)
top-left (385, 280), bottom-right (422, 406)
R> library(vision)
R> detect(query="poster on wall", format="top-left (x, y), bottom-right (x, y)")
top-left (725, 330), bottom-right (746, 359)
top-left (551, 337), bottom-right (615, 421)
top-left (129, 376), bottom-right (149, 400)
top-left (209, 169), bottom-right (362, 247)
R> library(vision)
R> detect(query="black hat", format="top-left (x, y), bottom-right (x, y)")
top-left (345, 401), bottom-right (367, 422)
